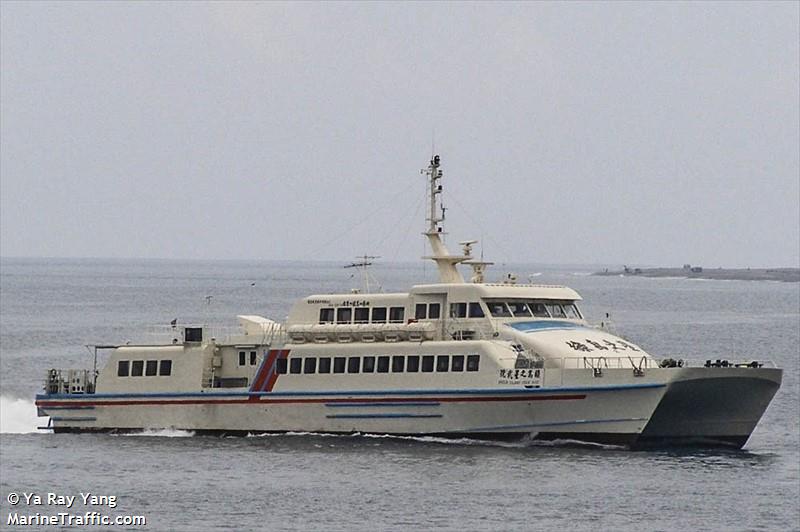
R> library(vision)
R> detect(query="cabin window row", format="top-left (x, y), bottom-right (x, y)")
top-left (484, 300), bottom-right (582, 319)
top-left (319, 306), bottom-right (405, 324)
top-left (277, 354), bottom-right (480, 375)
top-left (449, 302), bottom-right (485, 318)
top-left (414, 303), bottom-right (441, 320)
top-left (238, 350), bottom-right (258, 366)
top-left (117, 359), bottom-right (172, 377)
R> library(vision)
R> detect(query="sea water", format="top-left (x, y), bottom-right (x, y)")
top-left (1, 258), bottom-right (798, 531)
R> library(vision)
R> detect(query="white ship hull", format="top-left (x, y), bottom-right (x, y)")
top-left (36, 366), bottom-right (781, 448)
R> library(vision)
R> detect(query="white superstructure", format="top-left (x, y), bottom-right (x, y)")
top-left (36, 155), bottom-right (782, 448)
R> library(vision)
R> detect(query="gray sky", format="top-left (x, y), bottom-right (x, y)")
top-left (1, 2), bottom-right (798, 267)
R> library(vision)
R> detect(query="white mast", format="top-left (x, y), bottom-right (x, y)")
top-left (422, 155), bottom-right (471, 283)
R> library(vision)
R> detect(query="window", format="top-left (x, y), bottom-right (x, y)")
top-left (546, 303), bottom-right (567, 318)
top-left (363, 356), bottom-right (375, 373)
top-left (336, 307), bottom-right (352, 324)
top-left (184, 327), bottom-right (203, 342)
top-left (371, 307), bottom-right (387, 323)
top-left (450, 302), bottom-right (467, 318)
top-left (436, 355), bottom-right (449, 372)
top-left (564, 303), bottom-right (581, 319)
top-left (509, 301), bottom-right (532, 317)
top-left (277, 358), bottom-right (288, 374)
top-left (429, 303), bottom-right (441, 319)
top-left (290, 358), bottom-right (302, 374)
top-left (392, 355), bottom-right (405, 372)
top-left (389, 307), bottom-right (405, 323)
top-left (354, 307), bottom-right (370, 323)
top-left (333, 357), bottom-right (346, 373)
top-left (452, 355), bottom-right (465, 372)
top-left (529, 302), bottom-right (550, 317)
top-left (467, 355), bottom-right (480, 371)
top-left (348, 357), bottom-right (360, 373)
top-left (131, 360), bottom-right (144, 377)
top-left (250, 351), bottom-right (257, 365)
top-left (304, 358), bottom-right (317, 374)
top-left (415, 304), bottom-right (427, 320)
top-left (421, 355), bottom-right (434, 372)
top-left (377, 356), bottom-right (390, 373)
top-left (159, 360), bottom-right (172, 376)
top-left (486, 302), bottom-right (512, 317)
top-left (319, 308), bottom-right (334, 323)
top-left (318, 357), bottom-right (331, 374)
top-left (146, 360), bottom-right (158, 376)
top-left (117, 360), bottom-right (130, 377)
top-left (468, 302), bottom-right (485, 318)
top-left (239, 351), bottom-right (246, 366)
top-left (407, 355), bottom-right (420, 372)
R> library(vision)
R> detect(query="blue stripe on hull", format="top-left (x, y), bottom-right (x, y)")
top-left (326, 413), bottom-right (443, 419)
top-left (325, 402), bottom-right (440, 408)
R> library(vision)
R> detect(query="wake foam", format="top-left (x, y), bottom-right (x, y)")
top-left (121, 428), bottom-right (195, 438)
top-left (0, 395), bottom-right (47, 434)
top-left (246, 431), bottom-right (625, 450)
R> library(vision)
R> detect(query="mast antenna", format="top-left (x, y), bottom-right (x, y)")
top-left (344, 255), bottom-right (381, 293)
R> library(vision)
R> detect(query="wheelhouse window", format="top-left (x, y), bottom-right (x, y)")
top-left (336, 307), bottom-right (352, 324)
top-left (468, 302), bottom-right (484, 318)
top-left (348, 357), bottom-right (360, 373)
top-left (528, 302), bottom-right (550, 317)
top-left (250, 351), bottom-right (257, 365)
top-left (415, 304), bottom-right (427, 320)
top-left (290, 358), bottom-right (302, 374)
top-left (563, 303), bottom-right (582, 319)
top-left (389, 307), bottom-right (405, 323)
top-left (451, 355), bottom-right (465, 372)
top-left (371, 307), bottom-right (387, 323)
top-left (377, 356), bottom-right (390, 373)
top-left (354, 307), bottom-right (370, 323)
top-left (436, 355), bottom-right (449, 372)
top-left (131, 360), bottom-right (144, 377)
top-left (319, 308), bottom-right (334, 324)
top-left (429, 303), bottom-right (441, 319)
top-left (486, 302), bottom-right (512, 317)
top-left (407, 355), bottom-right (420, 372)
top-left (333, 357), bottom-right (346, 373)
top-left (238, 351), bottom-right (246, 366)
top-left (145, 360), bottom-right (158, 376)
top-left (509, 301), bottom-right (532, 317)
top-left (159, 360), bottom-right (172, 376)
top-left (304, 358), bottom-right (317, 374)
top-left (363, 356), bottom-right (375, 373)
top-left (421, 355), bottom-right (434, 372)
top-left (117, 360), bottom-right (130, 377)
top-left (467, 355), bottom-right (480, 371)
top-left (450, 302), bottom-right (467, 318)
top-left (318, 357), bottom-right (331, 374)
top-left (392, 356), bottom-right (405, 372)
top-left (546, 303), bottom-right (567, 318)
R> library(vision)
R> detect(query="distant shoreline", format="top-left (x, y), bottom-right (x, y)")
top-left (593, 267), bottom-right (800, 282)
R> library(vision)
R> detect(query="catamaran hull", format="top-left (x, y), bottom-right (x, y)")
top-left (635, 367), bottom-right (782, 448)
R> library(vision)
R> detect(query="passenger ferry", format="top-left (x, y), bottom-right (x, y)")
top-left (35, 155), bottom-right (782, 448)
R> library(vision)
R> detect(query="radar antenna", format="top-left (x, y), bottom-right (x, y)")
top-left (344, 255), bottom-right (382, 293)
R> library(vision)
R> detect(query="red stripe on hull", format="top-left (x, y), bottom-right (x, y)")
top-left (264, 350), bottom-right (290, 392)
top-left (250, 349), bottom-right (278, 392)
